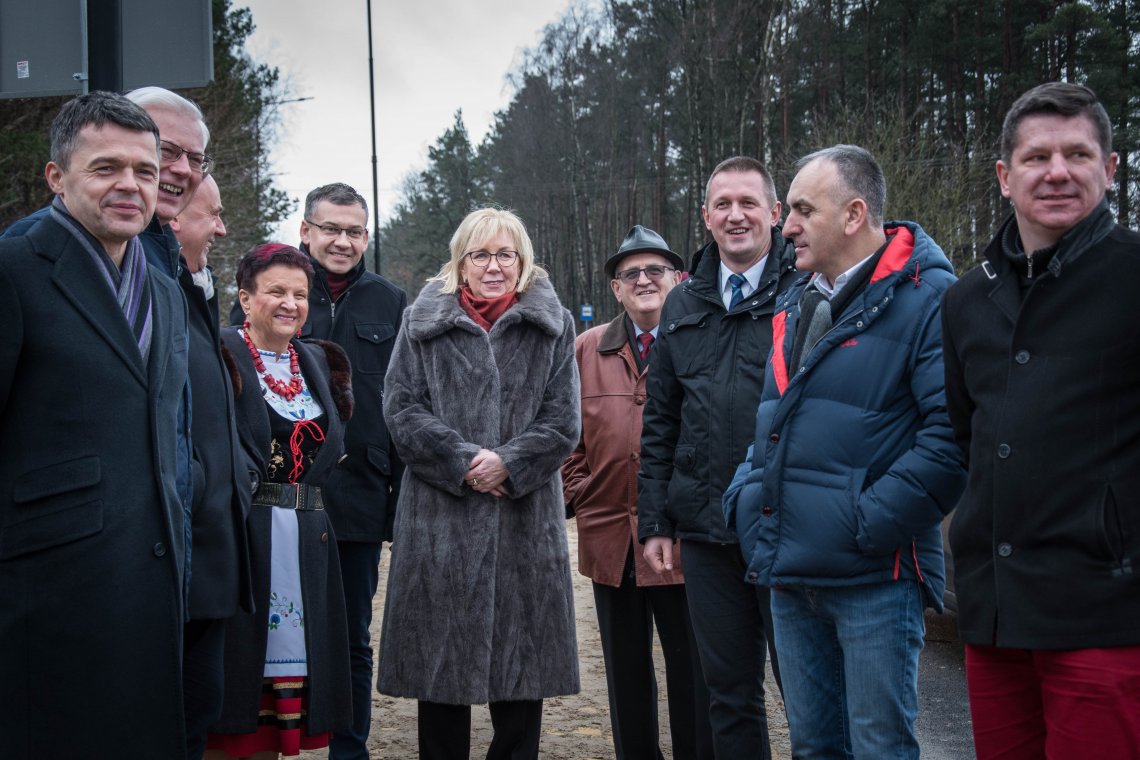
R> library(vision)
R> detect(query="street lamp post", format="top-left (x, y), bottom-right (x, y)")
top-left (367, 0), bottom-right (381, 274)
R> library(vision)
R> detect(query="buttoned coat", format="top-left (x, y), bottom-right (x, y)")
top-left (0, 215), bottom-right (189, 758)
top-left (378, 277), bottom-right (581, 704)
top-left (564, 314), bottom-right (684, 587)
top-left (942, 208), bottom-right (1140, 649)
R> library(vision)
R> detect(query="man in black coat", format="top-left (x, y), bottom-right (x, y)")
top-left (0, 92), bottom-right (189, 757)
top-left (638, 156), bottom-right (797, 759)
top-left (171, 174), bottom-right (254, 758)
top-left (942, 82), bottom-right (1140, 757)
top-left (233, 182), bottom-right (406, 759)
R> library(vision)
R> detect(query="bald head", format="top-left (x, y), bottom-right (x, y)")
top-left (171, 176), bottom-right (226, 273)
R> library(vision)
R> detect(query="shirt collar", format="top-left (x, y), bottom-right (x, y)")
top-left (810, 251), bottom-right (875, 300)
top-left (718, 255), bottom-right (767, 299)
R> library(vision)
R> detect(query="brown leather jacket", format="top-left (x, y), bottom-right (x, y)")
top-left (563, 314), bottom-right (684, 587)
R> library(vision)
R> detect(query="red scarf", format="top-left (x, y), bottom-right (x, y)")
top-left (458, 286), bottom-right (518, 332)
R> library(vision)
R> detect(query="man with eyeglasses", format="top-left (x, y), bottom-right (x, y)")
top-left (231, 182), bottom-right (406, 760)
top-left (563, 225), bottom-right (713, 759)
top-left (1, 87), bottom-right (249, 760)
top-left (638, 156), bottom-right (798, 758)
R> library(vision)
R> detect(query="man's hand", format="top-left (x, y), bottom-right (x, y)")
top-left (643, 536), bottom-right (675, 573)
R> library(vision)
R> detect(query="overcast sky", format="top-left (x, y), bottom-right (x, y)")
top-left (238, 0), bottom-right (577, 241)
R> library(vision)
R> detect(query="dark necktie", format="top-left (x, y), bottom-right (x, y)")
top-left (728, 273), bottom-right (748, 310)
top-left (637, 332), bottom-right (654, 361)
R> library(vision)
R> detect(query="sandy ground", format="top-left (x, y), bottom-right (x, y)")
top-left (302, 521), bottom-right (791, 759)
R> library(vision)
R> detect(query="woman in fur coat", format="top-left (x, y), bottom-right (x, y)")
top-left (207, 244), bottom-right (353, 759)
top-left (378, 208), bottom-right (581, 760)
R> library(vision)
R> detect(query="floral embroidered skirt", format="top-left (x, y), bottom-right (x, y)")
top-left (206, 677), bottom-right (329, 757)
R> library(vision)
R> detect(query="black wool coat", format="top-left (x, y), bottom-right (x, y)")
top-left (942, 207), bottom-right (1140, 649)
top-left (182, 265), bottom-right (253, 619)
top-left (0, 215), bottom-right (189, 758)
top-left (211, 329), bottom-right (353, 735)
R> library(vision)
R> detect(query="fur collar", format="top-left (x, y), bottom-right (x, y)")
top-left (406, 277), bottom-right (566, 342)
top-left (309, 339), bottom-right (354, 422)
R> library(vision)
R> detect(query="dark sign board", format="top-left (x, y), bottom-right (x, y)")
top-left (0, 0), bottom-right (212, 99)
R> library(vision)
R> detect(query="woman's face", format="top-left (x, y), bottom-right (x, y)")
top-left (239, 263), bottom-right (310, 350)
top-left (460, 231), bottom-right (520, 299)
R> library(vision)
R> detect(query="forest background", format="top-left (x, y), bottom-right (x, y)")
top-left (2, 0), bottom-right (1137, 324)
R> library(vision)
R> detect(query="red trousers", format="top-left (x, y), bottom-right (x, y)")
top-left (965, 643), bottom-right (1140, 760)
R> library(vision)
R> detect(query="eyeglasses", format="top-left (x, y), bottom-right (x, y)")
top-left (614, 264), bottom-right (675, 284)
top-left (159, 139), bottom-right (213, 175)
top-left (305, 220), bottom-right (368, 241)
top-left (466, 249), bottom-right (519, 268)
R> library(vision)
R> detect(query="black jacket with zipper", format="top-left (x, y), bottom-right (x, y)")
top-left (638, 228), bottom-right (799, 544)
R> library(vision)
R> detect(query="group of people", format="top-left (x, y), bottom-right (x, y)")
top-left (0, 78), bottom-right (1136, 760)
top-left (568, 80), bottom-right (1139, 760)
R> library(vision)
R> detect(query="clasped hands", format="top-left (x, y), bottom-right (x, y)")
top-left (466, 448), bottom-right (509, 498)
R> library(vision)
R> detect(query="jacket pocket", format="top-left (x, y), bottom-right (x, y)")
top-left (1099, 482), bottom-right (1135, 577)
top-left (366, 445), bottom-right (392, 476)
top-left (353, 322), bottom-right (396, 373)
top-left (2, 456), bottom-right (103, 559)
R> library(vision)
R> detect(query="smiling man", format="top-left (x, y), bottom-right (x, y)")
top-left (274, 183), bottom-right (406, 760)
top-left (563, 225), bottom-right (711, 759)
top-left (0, 92), bottom-right (189, 758)
top-left (942, 82), bottom-right (1140, 758)
top-left (638, 156), bottom-right (797, 759)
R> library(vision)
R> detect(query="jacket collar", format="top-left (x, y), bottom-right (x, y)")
top-left (985, 199), bottom-right (1116, 279)
top-left (302, 241), bottom-right (366, 293)
top-left (405, 277), bottom-right (565, 341)
top-left (597, 313), bottom-right (630, 354)
top-left (684, 228), bottom-right (795, 307)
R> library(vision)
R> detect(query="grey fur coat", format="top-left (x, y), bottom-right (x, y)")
top-left (378, 276), bottom-right (581, 705)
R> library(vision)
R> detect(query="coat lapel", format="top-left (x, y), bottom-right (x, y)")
top-left (45, 229), bottom-right (148, 386)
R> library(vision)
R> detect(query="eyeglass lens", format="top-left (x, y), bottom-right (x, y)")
top-left (617, 265), bottom-right (671, 283)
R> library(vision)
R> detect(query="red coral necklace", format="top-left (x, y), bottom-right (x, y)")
top-left (242, 322), bottom-right (303, 400)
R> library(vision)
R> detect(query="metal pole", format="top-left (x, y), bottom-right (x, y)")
top-left (86, 0), bottom-right (122, 92)
top-left (366, 0), bottom-right (381, 274)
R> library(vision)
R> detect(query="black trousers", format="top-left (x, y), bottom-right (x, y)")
top-left (418, 699), bottom-right (543, 760)
top-left (329, 540), bottom-right (383, 760)
top-left (681, 540), bottom-right (782, 760)
top-left (183, 617), bottom-right (227, 760)
top-left (592, 550), bottom-right (713, 759)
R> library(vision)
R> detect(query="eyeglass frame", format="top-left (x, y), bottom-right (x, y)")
top-left (465, 249), bottom-right (519, 268)
top-left (613, 264), bottom-right (676, 284)
top-left (304, 219), bottom-right (369, 241)
top-left (159, 139), bottom-right (213, 175)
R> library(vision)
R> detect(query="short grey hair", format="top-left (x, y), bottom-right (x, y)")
top-left (126, 86), bottom-right (209, 148)
top-left (795, 144), bottom-right (886, 227)
top-left (304, 182), bottom-right (368, 220)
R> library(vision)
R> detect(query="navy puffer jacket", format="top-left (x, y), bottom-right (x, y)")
top-left (724, 222), bottom-right (966, 610)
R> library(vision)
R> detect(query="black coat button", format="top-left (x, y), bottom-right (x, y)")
top-left (762, 506), bottom-right (773, 516)
top-left (748, 572), bottom-right (759, 581)
top-left (997, 443), bottom-right (1011, 459)
top-left (1015, 350), bottom-right (1030, 364)
top-left (321, 532), bottom-right (329, 544)
top-left (153, 542), bottom-right (166, 557)
top-left (997, 543), bottom-right (1013, 557)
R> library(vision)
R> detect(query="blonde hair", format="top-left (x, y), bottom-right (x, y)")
top-left (429, 208), bottom-right (546, 293)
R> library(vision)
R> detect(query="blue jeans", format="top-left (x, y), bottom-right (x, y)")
top-left (771, 581), bottom-right (924, 760)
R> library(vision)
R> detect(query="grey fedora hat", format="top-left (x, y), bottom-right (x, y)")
top-left (604, 225), bottom-right (686, 279)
